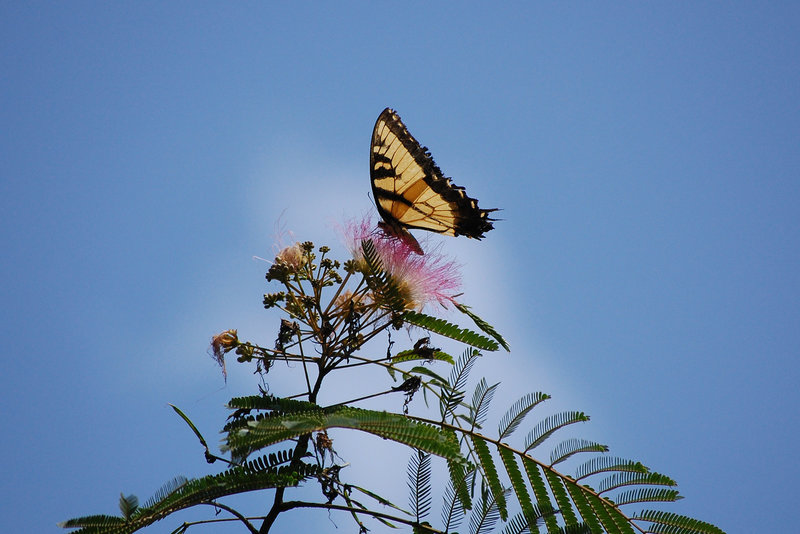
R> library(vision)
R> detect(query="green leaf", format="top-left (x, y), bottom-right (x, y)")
top-left (224, 405), bottom-right (464, 464)
top-left (468, 485), bottom-right (510, 534)
top-left (563, 479), bottom-right (603, 533)
top-left (61, 464), bottom-right (319, 533)
top-left (342, 491), bottom-right (398, 530)
top-left (524, 411), bottom-right (590, 452)
top-left (57, 514), bottom-right (126, 529)
top-left (447, 459), bottom-right (474, 518)
top-left (440, 349), bottom-right (481, 420)
top-left (141, 476), bottom-right (188, 509)
top-left (543, 468), bottom-right (579, 527)
top-left (614, 488), bottom-right (682, 505)
top-left (441, 468), bottom-right (469, 533)
top-left (226, 394), bottom-right (317, 413)
top-left (498, 392), bottom-right (550, 441)
top-left (597, 472), bottom-right (676, 494)
top-left (549, 439), bottom-right (609, 466)
top-left (348, 483), bottom-right (410, 514)
top-left (501, 512), bottom-right (535, 534)
top-left (574, 457), bottom-right (649, 481)
top-left (498, 447), bottom-right (539, 533)
top-left (468, 378), bottom-right (499, 430)
top-left (392, 348), bottom-right (455, 366)
top-left (118, 494), bottom-right (139, 520)
top-left (586, 492), bottom-right (636, 534)
top-left (169, 404), bottom-right (209, 450)
top-left (522, 457), bottom-right (560, 534)
top-left (455, 302), bottom-right (510, 351)
top-left (631, 510), bottom-right (725, 534)
top-left (470, 436), bottom-right (507, 520)
top-left (242, 449), bottom-right (298, 471)
top-left (560, 525), bottom-right (595, 534)
top-left (407, 450), bottom-right (433, 522)
top-left (403, 310), bottom-right (499, 351)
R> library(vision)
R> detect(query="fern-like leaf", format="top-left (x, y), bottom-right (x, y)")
top-left (226, 394), bottom-right (316, 413)
top-left (574, 457), bottom-right (649, 481)
top-left (614, 487), bottom-right (682, 505)
top-left (441, 469), bottom-right (469, 533)
top-left (549, 438), bottom-right (609, 466)
top-left (632, 510), bottom-right (725, 534)
top-left (543, 468), bottom-right (580, 527)
top-left (563, 479), bottom-right (604, 533)
top-left (224, 405), bottom-right (464, 463)
top-left (470, 435), bottom-right (507, 520)
top-left (498, 447), bottom-right (539, 533)
top-left (498, 392), bottom-right (550, 441)
top-left (558, 524), bottom-right (595, 534)
top-left (407, 450), bottom-right (433, 522)
top-left (596, 472), bottom-right (676, 494)
top-left (440, 348), bottom-right (481, 420)
top-left (141, 476), bottom-right (188, 509)
top-left (447, 459), bottom-right (473, 516)
top-left (145, 464), bottom-right (317, 518)
top-left (455, 302), bottom-right (510, 351)
top-left (60, 464), bottom-right (319, 534)
top-left (57, 514), bottom-right (126, 530)
top-left (524, 411), bottom-right (590, 452)
top-left (392, 348), bottom-right (455, 366)
top-left (522, 457), bottom-right (560, 534)
top-left (468, 485), bottom-right (510, 534)
top-left (501, 512), bottom-right (534, 534)
top-left (586, 491), bottom-right (636, 534)
top-left (118, 494), bottom-right (138, 520)
top-left (403, 310), bottom-right (499, 351)
top-left (502, 507), bottom-right (565, 534)
top-left (243, 449), bottom-right (297, 472)
top-left (468, 378), bottom-right (499, 430)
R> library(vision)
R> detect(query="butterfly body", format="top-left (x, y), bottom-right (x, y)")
top-left (370, 108), bottom-right (496, 254)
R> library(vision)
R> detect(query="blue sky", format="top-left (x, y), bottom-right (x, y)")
top-left (2, 3), bottom-right (798, 533)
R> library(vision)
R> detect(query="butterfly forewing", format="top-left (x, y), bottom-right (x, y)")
top-left (370, 108), bottom-right (496, 244)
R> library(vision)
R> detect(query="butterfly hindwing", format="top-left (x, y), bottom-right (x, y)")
top-left (370, 108), bottom-right (496, 247)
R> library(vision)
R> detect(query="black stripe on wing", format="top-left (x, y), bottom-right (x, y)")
top-left (370, 108), bottom-right (496, 240)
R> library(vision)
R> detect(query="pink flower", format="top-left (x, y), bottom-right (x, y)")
top-left (342, 216), bottom-right (462, 310)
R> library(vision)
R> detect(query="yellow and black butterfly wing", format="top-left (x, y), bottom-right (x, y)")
top-left (370, 108), bottom-right (496, 244)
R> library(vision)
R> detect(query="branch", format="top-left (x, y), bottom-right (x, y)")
top-left (280, 500), bottom-right (445, 533)
top-left (203, 501), bottom-right (259, 534)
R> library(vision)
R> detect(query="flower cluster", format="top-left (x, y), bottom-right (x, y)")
top-left (210, 218), bottom-right (463, 381)
top-left (343, 216), bottom-right (461, 310)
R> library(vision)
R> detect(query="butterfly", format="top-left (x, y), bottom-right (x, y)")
top-left (370, 108), bottom-right (496, 254)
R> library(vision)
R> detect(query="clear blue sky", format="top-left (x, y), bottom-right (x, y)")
top-left (2, 3), bottom-right (798, 533)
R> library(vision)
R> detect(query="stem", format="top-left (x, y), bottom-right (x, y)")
top-left (324, 388), bottom-right (396, 408)
top-left (279, 501), bottom-right (446, 533)
top-left (259, 352), bottom-right (328, 533)
top-left (296, 329), bottom-right (313, 396)
top-left (203, 501), bottom-right (259, 534)
top-left (321, 271), bottom-right (350, 317)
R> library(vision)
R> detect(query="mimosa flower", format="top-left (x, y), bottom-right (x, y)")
top-left (342, 216), bottom-right (461, 310)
